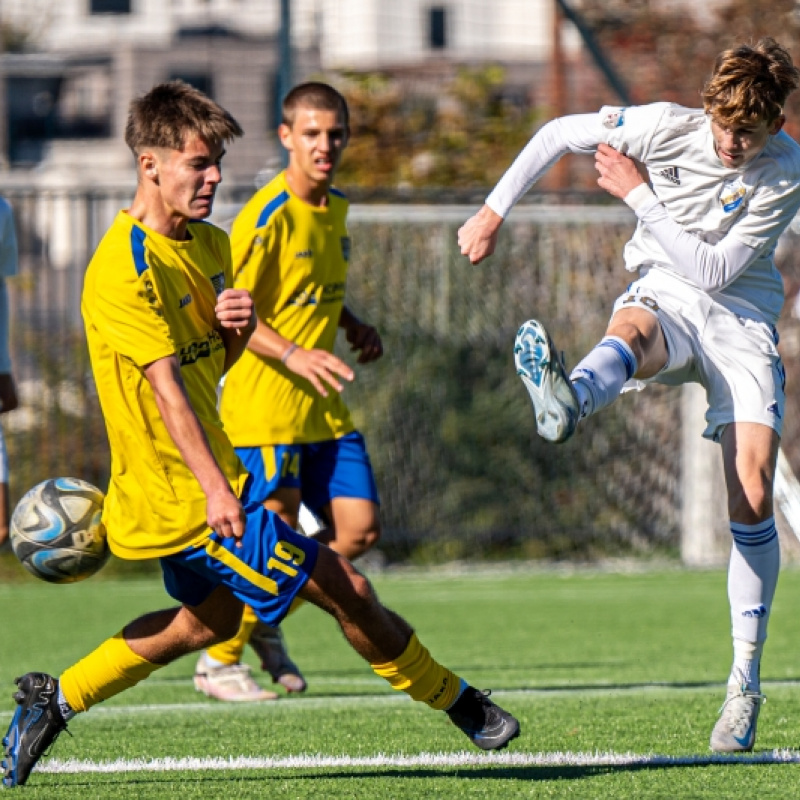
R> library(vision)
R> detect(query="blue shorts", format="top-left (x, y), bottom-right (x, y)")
top-left (160, 485), bottom-right (319, 626)
top-left (236, 431), bottom-right (380, 519)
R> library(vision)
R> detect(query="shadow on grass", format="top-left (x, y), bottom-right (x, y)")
top-left (108, 671), bottom-right (800, 698)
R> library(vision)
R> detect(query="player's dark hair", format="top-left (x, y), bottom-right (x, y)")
top-left (702, 37), bottom-right (800, 125)
top-left (125, 80), bottom-right (243, 155)
top-left (282, 82), bottom-right (349, 129)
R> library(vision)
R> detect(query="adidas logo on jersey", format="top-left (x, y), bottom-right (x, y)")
top-left (659, 166), bottom-right (680, 185)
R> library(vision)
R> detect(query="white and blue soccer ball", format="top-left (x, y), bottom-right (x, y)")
top-left (10, 477), bottom-right (109, 584)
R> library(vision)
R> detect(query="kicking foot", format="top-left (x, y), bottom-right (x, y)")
top-left (514, 319), bottom-right (579, 443)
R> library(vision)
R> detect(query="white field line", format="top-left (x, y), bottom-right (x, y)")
top-left (36, 749), bottom-right (800, 775)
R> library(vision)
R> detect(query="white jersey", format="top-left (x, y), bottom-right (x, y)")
top-left (606, 103), bottom-right (800, 323)
top-left (487, 103), bottom-right (800, 325)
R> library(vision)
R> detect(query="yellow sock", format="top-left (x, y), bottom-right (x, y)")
top-left (206, 604), bottom-right (258, 665)
top-left (60, 632), bottom-right (162, 713)
top-left (371, 633), bottom-right (462, 710)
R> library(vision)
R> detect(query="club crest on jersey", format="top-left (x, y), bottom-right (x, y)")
top-left (720, 178), bottom-right (746, 213)
top-left (601, 107), bottom-right (626, 129)
top-left (209, 272), bottom-right (226, 296)
top-left (341, 236), bottom-right (351, 261)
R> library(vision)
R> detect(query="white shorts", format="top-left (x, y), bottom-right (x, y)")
top-left (612, 271), bottom-right (784, 442)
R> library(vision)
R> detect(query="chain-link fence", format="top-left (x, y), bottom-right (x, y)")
top-left (341, 205), bottom-right (683, 562)
top-left (0, 189), bottom-right (694, 564)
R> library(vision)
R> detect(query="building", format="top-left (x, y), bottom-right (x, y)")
top-left (0, 0), bottom-right (732, 186)
top-left (0, 0), bottom-right (327, 184)
top-left (0, 1), bottom-right (583, 185)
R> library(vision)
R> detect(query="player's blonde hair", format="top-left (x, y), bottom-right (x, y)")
top-left (282, 82), bottom-right (349, 130)
top-left (125, 80), bottom-right (243, 155)
top-left (702, 37), bottom-right (800, 126)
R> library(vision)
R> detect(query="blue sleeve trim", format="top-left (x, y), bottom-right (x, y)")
top-left (329, 187), bottom-right (347, 199)
top-left (256, 191), bottom-right (290, 228)
top-left (130, 226), bottom-right (149, 277)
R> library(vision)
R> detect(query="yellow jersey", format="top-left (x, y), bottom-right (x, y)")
top-left (220, 171), bottom-right (355, 445)
top-left (82, 211), bottom-right (249, 560)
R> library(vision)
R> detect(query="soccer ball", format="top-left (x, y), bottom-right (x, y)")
top-left (10, 477), bottom-right (110, 584)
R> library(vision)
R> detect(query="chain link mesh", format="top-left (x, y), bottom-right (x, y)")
top-left (3, 192), bottom-right (685, 563)
top-left (342, 206), bottom-right (683, 561)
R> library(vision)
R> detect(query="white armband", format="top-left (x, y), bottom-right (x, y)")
top-left (624, 184), bottom-right (658, 214)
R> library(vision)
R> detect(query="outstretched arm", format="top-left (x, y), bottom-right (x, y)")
top-left (459, 114), bottom-right (601, 264)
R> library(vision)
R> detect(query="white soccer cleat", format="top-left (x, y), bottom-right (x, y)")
top-left (709, 672), bottom-right (765, 752)
top-left (513, 319), bottom-right (580, 443)
top-left (193, 653), bottom-right (278, 702)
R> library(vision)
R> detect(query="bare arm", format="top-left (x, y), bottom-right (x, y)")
top-left (144, 355), bottom-right (245, 543)
top-left (246, 317), bottom-right (354, 398)
top-left (214, 288), bottom-right (256, 374)
top-left (339, 305), bottom-right (383, 364)
top-left (457, 205), bottom-right (505, 267)
top-left (0, 374), bottom-right (17, 414)
top-left (0, 278), bottom-right (16, 413)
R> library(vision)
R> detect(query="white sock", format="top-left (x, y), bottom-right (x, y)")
top-left (570, 336), bottom-right (637, 419)
top-left (57, 684), bottom-right (77, 721)
top-left (202, 652), bottom-right (229, 669)
top-left (731, 650), bottom-right (760, 689)
top-left (728, 518), bottom-right (780, 690)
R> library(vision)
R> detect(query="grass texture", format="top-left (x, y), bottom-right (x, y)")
top-left (3, 563), bottom-right (800, 797)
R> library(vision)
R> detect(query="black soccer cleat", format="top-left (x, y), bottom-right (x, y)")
top-left (446, 686), bottom-right (520, 751)
top-left (2, 673), bottom-right (68, 788)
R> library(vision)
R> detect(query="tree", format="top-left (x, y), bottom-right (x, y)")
top-left (577, 0), bottom-right (800, 125)
top-left (334, 66), bottom-right (542, 192)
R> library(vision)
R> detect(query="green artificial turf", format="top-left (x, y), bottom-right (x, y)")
top-left (2, 564), bottom-right (800, 798)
